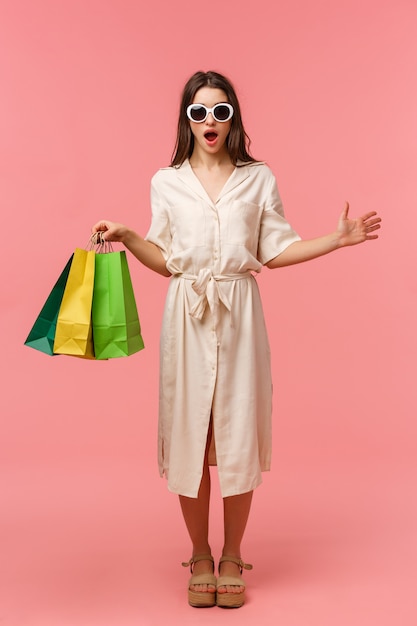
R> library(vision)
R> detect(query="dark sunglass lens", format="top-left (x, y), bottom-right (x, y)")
top-left (190, 105), bottom-right (207, 121)
top-left (214, 105), bottom-right (231, 121)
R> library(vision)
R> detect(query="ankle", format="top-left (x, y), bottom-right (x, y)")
top-left (192, 544), bottom-right (212, 558)
top-left (221, 546), bottom-right (241, 559)
top-left (192, 546), bottom-right (211, 558)
top-left (219, 555), bottom-right (253, 575)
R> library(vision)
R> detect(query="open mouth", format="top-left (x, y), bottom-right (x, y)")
top-left (204, 131), bottom-right (218, 142)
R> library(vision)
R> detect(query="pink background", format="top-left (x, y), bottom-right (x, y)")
top-left (1, 0), bottom-right (416, 624)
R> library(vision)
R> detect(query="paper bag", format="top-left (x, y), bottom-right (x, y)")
top-left (92, 250), bottom-right (144, 359)
top-left (53, 248), bottom-right (95, 357)
top-left (24, 255), bottom-right (74, 355)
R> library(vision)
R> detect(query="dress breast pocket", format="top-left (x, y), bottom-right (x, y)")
top-left (225, 201), bottom-right (262, 249)
top-left (171, 203), bottom-right (206, 249)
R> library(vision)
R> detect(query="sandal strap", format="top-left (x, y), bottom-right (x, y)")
top-left (181, 554), bottom-right (214, 573)
top-left (217, 574), bottom-right (246, 588)
top-left (188, 572), bottom-right (217, 586)
top-left (218, 555), bottom-right (253, 573)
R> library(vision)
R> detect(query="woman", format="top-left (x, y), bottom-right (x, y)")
top-left (92, 70), bottom-right (381, 608)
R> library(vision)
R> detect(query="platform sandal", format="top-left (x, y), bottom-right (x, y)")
top-left (181, 554), bottom-right (217, 608)
top-left (216, 556), bottom-right (253, 608)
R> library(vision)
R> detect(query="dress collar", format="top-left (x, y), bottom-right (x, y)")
top-left (175, 159), bottom-right (251, 205)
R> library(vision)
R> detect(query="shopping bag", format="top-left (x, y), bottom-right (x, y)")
top-left (24, 254), bottom-right (74, 355)
top-left (92, 249), bottom-right (144, 359)
top-left (53, 248), bottom-right (95, 357)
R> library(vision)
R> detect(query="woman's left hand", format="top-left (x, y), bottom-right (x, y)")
top-left (337, 202), bottom-right (382, 247)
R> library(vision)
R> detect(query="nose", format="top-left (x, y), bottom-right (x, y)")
top-left (206, 112), bottom-right (215, 125)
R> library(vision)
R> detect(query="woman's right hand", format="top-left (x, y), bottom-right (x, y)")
top-left (92, 219), bottom-right (171, 277)
top-left (91, 220), bottom-right (129, 243)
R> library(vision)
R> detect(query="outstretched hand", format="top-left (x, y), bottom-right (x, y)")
top-left (337, 202), bottom-right (381, 247)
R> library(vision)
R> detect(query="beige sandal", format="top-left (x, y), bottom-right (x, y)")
top-left (216, 556), bottom-right (253, 608)
top-left (181, 554), bottom-right (217, 607)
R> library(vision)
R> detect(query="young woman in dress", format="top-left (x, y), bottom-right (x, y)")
top-left (92, 70), bottom-right (381, 609)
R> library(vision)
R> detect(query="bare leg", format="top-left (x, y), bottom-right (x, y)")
top-left (179, 423), bottom-right (215, 593)
top-left (217, 490), bottom-right (253, 594)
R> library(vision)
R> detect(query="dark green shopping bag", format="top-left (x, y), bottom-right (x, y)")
top-left (92, 250), bottom-right (144, 359)
top-left (24, 254), bottom-right (74, 355)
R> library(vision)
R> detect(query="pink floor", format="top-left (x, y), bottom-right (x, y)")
top-left (1, 454), bottom-right (415, 626)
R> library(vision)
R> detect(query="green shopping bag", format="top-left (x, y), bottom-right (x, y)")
top-left (92, 250), bottom-right (144, 359)
top-left (53, 248), bottom-right (95, 358)
top-left (24, 254), bottom-right (74, 355)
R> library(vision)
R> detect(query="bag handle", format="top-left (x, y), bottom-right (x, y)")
top-left (88, 232), bottom-right (114, 253)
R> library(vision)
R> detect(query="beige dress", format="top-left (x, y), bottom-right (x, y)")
top-left (146, 159), bottom-right (300, 498)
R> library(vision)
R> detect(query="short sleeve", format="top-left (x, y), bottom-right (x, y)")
top-left (257, 172), bottom-right (301, 265)
top-left (145, 175), bottom-right (172, 261)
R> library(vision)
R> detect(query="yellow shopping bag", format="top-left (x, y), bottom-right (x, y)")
top-left (53, 248), bottom-right (95, 358)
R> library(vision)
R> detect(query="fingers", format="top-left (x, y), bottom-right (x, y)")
top-left (91, 220), bottom-right (111, 233)
top-left (361, 211), bottom-right (380, 222)
top-left (91, 221), bottom-right (113, 244)
top-left (364, 216), bottom-right (382, 238)
top-left (92, 231), bottom-right (106, 244)
top-left (90, 220), bottom-right (127, 244)
top-left (364, 218), bottom-right (381, 240)
top-left (364, 217), bottom-right (382, 227)
top-left (341, 205), bottom-right (381, 225)
top-left (341, 201), bottom-right (350, 219)
top-left (365, 224), bottom-right (380, 234)
top-left (365, 222), bottom-right (381, 232)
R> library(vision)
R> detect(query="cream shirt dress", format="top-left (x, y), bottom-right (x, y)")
top-left (146, 159), bottom-right (300, 498)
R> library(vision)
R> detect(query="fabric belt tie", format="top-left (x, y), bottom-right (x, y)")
top-left (178, 268), bottom-right (252, 323)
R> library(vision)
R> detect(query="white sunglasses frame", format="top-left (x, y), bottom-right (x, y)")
top-left (186, 103), bottom-right (234, 123)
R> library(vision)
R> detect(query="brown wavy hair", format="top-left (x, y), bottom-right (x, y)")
top-left (170, 71), bottom-right (257, 167)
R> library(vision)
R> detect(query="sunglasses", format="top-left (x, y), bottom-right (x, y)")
top-left (186, 103), bottom-right (234, 123)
